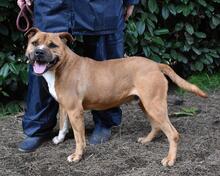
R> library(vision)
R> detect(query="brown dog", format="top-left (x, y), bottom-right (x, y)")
top-left (25, 28), bottom-right (207, 167)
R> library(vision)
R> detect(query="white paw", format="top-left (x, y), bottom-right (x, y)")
top-left (52, 136), bottom-right (64, 145)
top-left (138, 137), bottom-right (145, 144)
top-left (161, 157), bottom-right (175, 167)
top-left (137, 137), bottom-right (150, 144)
top-left (67, 155), bottom-right (73, 162)
top-left (67, 154), bottom-right (81, 163)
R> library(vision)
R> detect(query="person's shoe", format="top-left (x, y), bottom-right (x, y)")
top-left (89, 125), bottom-right (111, 145)
top-left (18, 136), bottom-right (45, 153)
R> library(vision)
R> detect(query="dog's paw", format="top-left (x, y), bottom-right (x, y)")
top-left (137, 137), bottom-right (150, 144)
top-left (161, 156), bottom-right (175, 167)
top-left (52, 136), bottom-right (64, 145)
top-left (67, 153), bottom-right (82, 163)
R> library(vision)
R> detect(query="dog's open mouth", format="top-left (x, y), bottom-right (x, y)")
top-left (33, 58), bottom-right (58, 75)
top-left (33, 61), bottom-right (47, 74)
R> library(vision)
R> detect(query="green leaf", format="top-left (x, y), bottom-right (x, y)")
top-left (144, 33), bottom-right (151, 40)
top-left (184, 32), bottom-right (194, 45)
top-left (151, 36), bottom-right (164, 46)
top-left (154, 29), bottom-right (169, 35)
top-left (197, 0), bottom-right (207, 7)
top-left (172, 107), bottom-right (198, 117)
top-left (9, 63), bottom-right (19, 75)
top-left (0, 63), bottom-right (10, 78)
top-left (207, 5), bottom-right (214, 12)
top-left (171, 50), bottom-right (178, 59)
top-left (147, 25), bottom-right (154, 36)
top-left (173, 41), bottom-right (183, 48)
top-left (176, 4), bottom-right (184, 14)
top-left (209, 52), bottom-right (219, 58)
top-left (194, 32), bottom-right (206, 38)
top-left (151, 53), bottom-right (161, 62)
top-left (175, 22), bottom-right (184, 31)
top-left (185, 23), bottom-right (194, 35)
top-left (136, 21), bottom-right (146, 35)
top-left (146, 19), bottom-right (155, 29)
top-left (204, 54), bottom-right (213, 64)
top-left (143, 46), bottom-right (151, 57)
top-left (150, 46), bottom-right (160, 53)
top-left (162, 5), bottom-right (169, 20)
top-left (212, 16), bottom-right (220, 27)
top-left (181, 0), bottom-right (189, 5)
top-left (192, 47), bottom-right (202, 55)
top-left (182, 5), bottom-right (191, 16)
top-left (177, 54), bottom-right (188, 64)
top-left (1, 91), bottom-right (9, 97)
top-left (168, 4), bottom-right (176, 15)
top-left (162, 53), bottom-right (171, 59)
top-left (183, 43), bottom-right (191, 52)
top-left (148, 0), bottom-right (158, 13)
top-left (148, 14), bottom-right (158, 23)
top-left (195, 61), bottom-right (204, 71)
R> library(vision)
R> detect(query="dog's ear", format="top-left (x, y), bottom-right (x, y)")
top-left (24, 27), bottom-right (39, 39)
top-left (59, 32), bottom-right (75, 45)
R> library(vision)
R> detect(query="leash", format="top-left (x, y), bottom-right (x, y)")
top-left (16, 4), bottom-right (33, 32)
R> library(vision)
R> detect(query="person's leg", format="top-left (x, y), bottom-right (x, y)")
top-left (18, 66), bottom-right (58, 152)
top-left (83, 31), bottom-right (124, 144)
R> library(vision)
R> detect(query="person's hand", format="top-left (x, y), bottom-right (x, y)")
top-left (125, 5), bottom-right (134, 21)
top-left (17, 0), bottom-right (32, 9)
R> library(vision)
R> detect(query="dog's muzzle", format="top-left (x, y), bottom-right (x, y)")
top-left (31, 49), bottom-right (59, 75)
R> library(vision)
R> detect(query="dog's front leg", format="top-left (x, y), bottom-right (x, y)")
top-left (53, 107), bottom-right (69, 144)
top-left (66, 107), bottom-right (86, 163)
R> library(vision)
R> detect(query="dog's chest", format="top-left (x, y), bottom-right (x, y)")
top-left (43, 71), bottom-right (58, 100)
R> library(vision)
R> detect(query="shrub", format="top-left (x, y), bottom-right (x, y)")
top-left (0, 0), bottom-right (27, 98)
top-left (125, 0), bottom-right (220, 75)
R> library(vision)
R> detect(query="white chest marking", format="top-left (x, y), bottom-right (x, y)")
top-left (43, 71), bottom-right (58, 100)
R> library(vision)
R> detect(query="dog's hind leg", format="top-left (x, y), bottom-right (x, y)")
top-left (137, 74), bottom-right (179, 167)
top-left (53, 107), bottom-right (69, 144)
top-left (138, 102), bottom-right (160, 144)
top-left (140, 97), bottom-right (179, 166)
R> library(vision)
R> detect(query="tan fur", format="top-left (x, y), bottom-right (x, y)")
top-left (26, 29), bottom-right (207, 166)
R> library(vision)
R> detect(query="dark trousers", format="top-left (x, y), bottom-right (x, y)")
top-left (22, 31), bottom-right (124, 137)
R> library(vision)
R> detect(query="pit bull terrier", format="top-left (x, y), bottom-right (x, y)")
top-left (25, 28), bottom-right (207, 166)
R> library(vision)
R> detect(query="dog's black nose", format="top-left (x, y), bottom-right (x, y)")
top-left (34, 49), bottom-right (45, 58)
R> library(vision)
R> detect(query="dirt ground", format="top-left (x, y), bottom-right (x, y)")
top-left (0, 90), bottom-right (219, 176)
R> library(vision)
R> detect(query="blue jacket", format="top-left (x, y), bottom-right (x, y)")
top-left (34, 0), bottom-right (139, 35)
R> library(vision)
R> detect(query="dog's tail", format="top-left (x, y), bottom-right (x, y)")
top-left (159, 64), bottom-right (208, 98)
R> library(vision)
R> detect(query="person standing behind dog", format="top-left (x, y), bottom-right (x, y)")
top-left (17, 0), bottom-right (139, 152)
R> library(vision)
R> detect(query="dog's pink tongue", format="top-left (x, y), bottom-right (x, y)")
top-left (33, 62), bottom-right (47, 74)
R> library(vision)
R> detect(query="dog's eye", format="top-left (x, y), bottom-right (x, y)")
top-left (48, 42), bottom-right (58, 48)
top-left (32, 41), bottom-right (38, 46)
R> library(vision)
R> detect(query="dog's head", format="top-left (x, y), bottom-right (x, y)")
top-left (25, 28), bottom-right (75, 75)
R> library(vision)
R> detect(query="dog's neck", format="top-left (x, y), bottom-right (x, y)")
top-left (56, 46), bottom-right (81, 74)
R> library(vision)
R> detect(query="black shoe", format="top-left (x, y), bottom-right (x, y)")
top-left (89, 124), bottom-right (111, 145)
top-left (18, 136), bottom-right (45, 153)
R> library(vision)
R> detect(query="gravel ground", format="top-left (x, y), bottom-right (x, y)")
top-left (0, 90), bottom-right (219, 176)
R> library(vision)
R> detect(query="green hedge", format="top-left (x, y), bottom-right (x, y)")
top-left (0, 0), bottom-right (27, 98)
top-left (0, 0), bottom-right (220, 98)
top-left (126, 0), bottom-right (220, 73)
